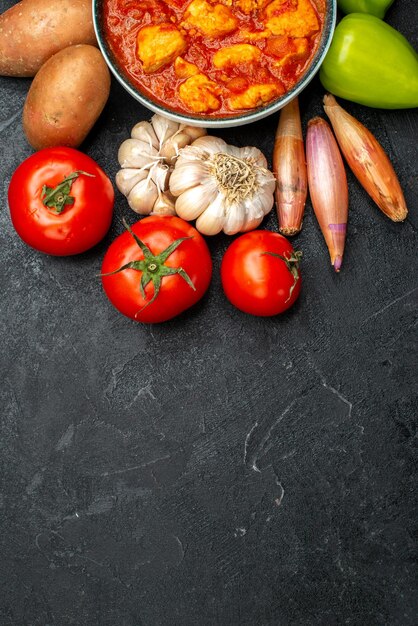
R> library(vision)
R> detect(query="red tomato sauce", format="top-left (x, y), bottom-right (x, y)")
top-left (102, 0), bottom-right (325, 117)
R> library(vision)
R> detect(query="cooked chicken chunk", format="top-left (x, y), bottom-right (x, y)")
top-left (238, 28), bottom-right (271, 42)
top-left (265, 35), bottom-right (310, 65)
top-left (178, 74), bottom-right (221, 112)
top-left (182, 0), bottom-right (238, 38)
top-left (213, 44), bottom-right (261, 69)
top-left (264, 0), bottom-right (320, 37)
top-left (228, 82), bottom-right (284, 109)
top-left (174, 56), bottom-right (200, 78)
top-left (137, 23), bottom-right (187, 73)
top-left (233, 0), bottom-right (271, 14)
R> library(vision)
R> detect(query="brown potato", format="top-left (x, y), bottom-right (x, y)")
top-left (23, 45), bottom-right (111, 150)
top-left (0, 0), bottom-right (97, 77)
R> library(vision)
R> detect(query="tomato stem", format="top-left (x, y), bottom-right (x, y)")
top-left (100, 218), bottom-right (196, 313)
top-left (262, 250), bottom-right (302, 302)
top-left (41, 170), bottom-right (95, 214)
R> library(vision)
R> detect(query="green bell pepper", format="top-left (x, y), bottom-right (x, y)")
top-left (337, 0), bottom-right (394, 19)
top-left (320, 13), bottom-right (418, 109)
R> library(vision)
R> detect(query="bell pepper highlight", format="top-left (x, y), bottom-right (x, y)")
top-left (320, 13), bottom-right (418, 109)
top-left (337, 0), bottom-right (394, 19)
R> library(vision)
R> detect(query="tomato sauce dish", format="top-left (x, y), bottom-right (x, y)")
top-left (93, 0), bottom-right (336, 127)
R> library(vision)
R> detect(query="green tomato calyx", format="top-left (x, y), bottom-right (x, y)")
top-left (262, 250), bottom-right (302, 302)
top-left (100, 219), bottom-right (196, 313)
top-left (41, 170), bottom-right (95, 214)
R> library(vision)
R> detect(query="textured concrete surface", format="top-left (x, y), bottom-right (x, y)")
top-left (0, 0), bottom-right (417, 624)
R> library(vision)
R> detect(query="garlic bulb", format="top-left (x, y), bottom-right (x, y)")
top-left (169, 136), bottom-right (275, 235)
top-left (116, 114), bottom-right (206, 215)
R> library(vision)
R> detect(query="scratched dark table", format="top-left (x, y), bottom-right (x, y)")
top-left (1, 0), bottom-right (417, 624)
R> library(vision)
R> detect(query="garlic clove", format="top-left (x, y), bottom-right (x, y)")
top-left (152, 192), bottom-right (177, 216)
top-left (175, 182), bottom-right (216, 220)
top-left (115, 168), bottom-right (148, 196)
top-left (261, 193), bottom-right (275, 215)
top-left (127, 177), bottom-right (158, 214)
top-left (236, 170), bottom-right (275, 223)
top-left (151, 114), bottom-right (179, 146)
top-left (131, 120), bottom-right (159, 149)
top-left (190, 135), bottom-right (227, 154)
top-left (175, 146), bottom-right (206, 168)
top-left (223, 201), bottom-right (246, 235)
top-left (241, 195), bottom-right (264, 221)
top-left (255, 169), bottom-right (276, 213)
top-left (225, 145), bottom-right (242, 159)
top-left (118, 138), bottom-right (159, 168)
top-left (239, 180), bottom-right (274, 229)
top-left (150, 162), bottom-right (171, 193)
top-left (169, 160), bottom-right (209, 196)
top-left (241, 215), bottom-right (264, 232)
top-left (237, 146), bottom-right (268, 169)
top-left (179, 124), bottom-right (207, 141)
top-left (195, 194), bottom-right (225, 236)
top-left (160, 132), bottom-right (192, 163)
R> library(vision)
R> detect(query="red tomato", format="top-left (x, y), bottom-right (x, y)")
top-left (101, 216), bottom-right (212, 323)
top-left (221, 230), bottom-right (302, 316)
top-left (8, 147), bottom-right (114, 256)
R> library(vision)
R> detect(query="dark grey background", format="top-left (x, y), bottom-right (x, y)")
top-left (1, 0), bottom-right (417, 624)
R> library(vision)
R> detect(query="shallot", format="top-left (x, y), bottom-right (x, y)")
top-left (306, 117), bottom-right (349, 272)
top-left (323, 94), bottom-right (407, 222)
top-left (273, 97), bottom-right (307, 236)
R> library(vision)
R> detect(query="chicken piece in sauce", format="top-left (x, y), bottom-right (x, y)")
top-left (265, 35), bottom-right (310, 66)
top-left (174, 57), bottom-right (200, 78)
top-left (182, 0), bottom-right (238, 38)
top-left (237, 29), bottom-right (271, 42)
top-left (137, 23), bottom-right (187, 73)
top-left (213, 44), bottom-right (261, 69)
top-left (264, 0), bottom-right (320, 37)
top-left (228, 82), bottom-right (284, 110)
top-left (233, 0), bottom-right (271, 14)
top-left (178, 73), bottom-right (222, 112)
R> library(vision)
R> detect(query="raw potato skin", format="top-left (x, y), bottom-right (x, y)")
top-left (0, 0), bottom-right (97, 77)
top-left (23, 45), bottom-right (111, 150)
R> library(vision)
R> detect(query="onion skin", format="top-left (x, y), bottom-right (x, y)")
top-left (323, 94), bottom-right (407, 222)
top-left (306, 117), bottom-right (349, 272)
top-left (273, 97), bottom-right (307, 236)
